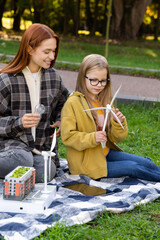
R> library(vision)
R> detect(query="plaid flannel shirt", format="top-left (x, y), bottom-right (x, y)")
top-left (0, 68), bottom-right (69, 164)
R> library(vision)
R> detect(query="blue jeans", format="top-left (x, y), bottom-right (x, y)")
top-left (106, 149), bottom-right (160, 182)
top-left (0, 149), bottom-right (56, 183)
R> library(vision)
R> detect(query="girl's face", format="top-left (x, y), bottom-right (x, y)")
top-left (85, 67), bottom-right (107, 100)
top-left (28, 38), bottom-right (57, 73)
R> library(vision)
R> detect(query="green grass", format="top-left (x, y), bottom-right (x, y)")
top-left (0, 39), bottom-right (20, 55)
top-left (35, 203), bottom-right (160, 239)
top-left (0, 38), bottom-right (160, 77)
top-left (116, 103), bottom-right (160, 166)
top-left (58, 40), bottom-right (160, 70)
top-left (35, 103), bottom-right (160, 240)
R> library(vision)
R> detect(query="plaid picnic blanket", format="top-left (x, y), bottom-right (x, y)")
top-left (0, 158), bottom-right (160, 240)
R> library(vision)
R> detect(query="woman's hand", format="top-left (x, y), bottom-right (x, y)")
top-left (95, 131), bottom-right (107, 143)
top-left (50, 121), bottom-right (61, 138)
top-left (22, 113), bottom-right (40, 128)
top-left (113, 108), bottom-right (125, 123)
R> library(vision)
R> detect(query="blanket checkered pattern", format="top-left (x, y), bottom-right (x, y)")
top-left (0, 158), bottom-right (160, 240)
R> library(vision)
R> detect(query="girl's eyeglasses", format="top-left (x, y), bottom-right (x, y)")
top-left (85, 76), bottom-right (109, 87)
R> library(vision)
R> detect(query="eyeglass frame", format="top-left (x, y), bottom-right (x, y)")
top-left (85, 75), bottom-right (110, 87)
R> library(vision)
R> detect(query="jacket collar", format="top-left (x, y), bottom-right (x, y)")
top-left (70, 91), bottom-right (94, 121)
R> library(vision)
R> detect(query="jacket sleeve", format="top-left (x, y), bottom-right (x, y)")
top-left (108, 117), bottom-right (128, 143)
top-left (0, 77), bottom-right (24, 138)
top-left (61, 100), bottom-right (99, 151)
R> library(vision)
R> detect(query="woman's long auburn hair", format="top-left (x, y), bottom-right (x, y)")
top-left (0, 23), bottom-right (59, 74)
top-left (76, 54), bottom-right (112, 131)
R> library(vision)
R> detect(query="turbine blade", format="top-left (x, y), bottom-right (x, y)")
top-left (50, 129), bottom-right (56, 153)
top-left (111, 110), bottom-right (124, 129)
top-left (49, 155), bottom-right (51, 181)
top-left (102, 109), bottom-right (110, 131)
top-left (84, 107), bottom-right (106, 111)
top-left (110, 85), bottom-right (121, 106)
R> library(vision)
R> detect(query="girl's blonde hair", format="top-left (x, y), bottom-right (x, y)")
top-left (76, 54), bottom-right (112, 131)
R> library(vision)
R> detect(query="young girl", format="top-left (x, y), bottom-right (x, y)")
top-left (61, 54), bottom-right (160, 182)
top-left (0, 23), bottom-right (68, 182)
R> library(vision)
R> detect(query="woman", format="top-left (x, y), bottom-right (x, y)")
top-left (0, 23), bottom-right (68, 182)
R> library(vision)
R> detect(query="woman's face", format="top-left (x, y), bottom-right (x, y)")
top-left (28, 38), bottom-right (57, 73)
top-left (85, 67), bottom-right (107, 100)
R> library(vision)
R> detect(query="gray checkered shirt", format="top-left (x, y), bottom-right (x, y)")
top-left (0, 68), bottom-right (69, 163)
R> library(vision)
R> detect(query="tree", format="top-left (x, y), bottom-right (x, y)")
top-left (63, 0), bottom-right (69, 34)
top-left (90, 0), bottom-right (99, 36)
top-left (32, 0), bottom-right (50, 24)
top-left (12, 0), bottom-right (29, 31)
top-left (85, 0), bottom-right (92, 32)
top-left (74, 0), bottom-right (81, 37)
top-left (105, 0), bottom-right (112, 58)
top-left (101, 0), bottom-right (109, 36)
top-left (154, 0), bottom-right (160, 40)
top-left (62, 0), bottom-right (76, 35)
top-left (111, 0), bottom-right (152, 39)
top-left (0, 0), bottom-right (7, 30)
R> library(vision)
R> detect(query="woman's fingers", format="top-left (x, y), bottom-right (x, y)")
top-left (22, 113), bottom-right (41, 128)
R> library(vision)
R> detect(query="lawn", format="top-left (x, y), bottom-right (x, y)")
top-left (58, 40), bottom-right (160, 70)
top-left (0, 38), bottom-right (160, 77)
top-left (34, 103), bottom-right (160, 240)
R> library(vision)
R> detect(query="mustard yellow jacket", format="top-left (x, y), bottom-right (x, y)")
top-left (61, 92), bottom-right (128, 179)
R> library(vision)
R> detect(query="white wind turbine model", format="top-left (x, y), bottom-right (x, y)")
top-left (35, 103), bottom-right (56, 193)
top-left (84, 85), bottom-right (124, 148)
top-left (41, 129), bottom-right (56, 193)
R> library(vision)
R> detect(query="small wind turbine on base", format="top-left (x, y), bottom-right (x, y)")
top-left (41, 129), bottom-right (56, 194)
top-left (34, 104), bottom-right (57, 193)
top-left (85, 85), bottom-right (124, 148)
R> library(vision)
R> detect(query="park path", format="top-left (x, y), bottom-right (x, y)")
top-left (57, 69), bottom-right (160, 101)
top-left (0, 63), bottom-right (160, 103)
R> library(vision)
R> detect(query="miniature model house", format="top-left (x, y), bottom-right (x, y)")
top-left (3, 166), bottom-right (36, 201)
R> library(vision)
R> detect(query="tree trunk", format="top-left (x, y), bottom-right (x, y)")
top-left (102, 0), bottom-right (109, 36)
top-left (74, 0), bottom-right (80, 37)
top-left (33, 1), bottom-right (41, 23)
top-left (105, 0), bottom-right (112, 58)
top-left (85, 0), bottom-right (92, 31)
top-left (32, 0), bottom-right (46, 24)
top-left (111, 0), bottom-right (152, 39)
top-left (111, 0), bottom-right (123, 38)
top-left (0, 0), bottom-right (6, 30)
top-left (63, 0), bottom-right (69, 34)
top-left (154, 2), bottom-right (160, 40)
top-left (13, 9), bottom-right (24, 31)
top-left (12, 0), bottom-right (26, 31)
top-left (90, 0), bottom-right (99, 36)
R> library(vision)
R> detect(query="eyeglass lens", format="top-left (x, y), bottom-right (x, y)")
top-left (85, 76), bottom-right (108, 86)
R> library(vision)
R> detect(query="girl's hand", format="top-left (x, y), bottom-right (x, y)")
top-left (22, 113), bottom-right (40, 128)
top-left (50, 121), bottom-right (61, 138)
top-left (113, 108), bottom-right (125, 123)
top-left (95, 131), bottom-right (107, 143)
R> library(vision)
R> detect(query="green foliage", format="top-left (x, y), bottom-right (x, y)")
top-left (11, 167), bottom-right (30, 178)
top-left (1, 0), bottom-right (159, 39)
top-left (116, 103), bottom-right (160, 166)
top-left (58, 137), bottom-right (67, 159)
